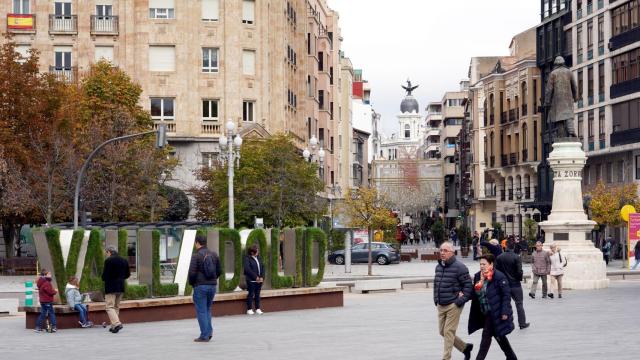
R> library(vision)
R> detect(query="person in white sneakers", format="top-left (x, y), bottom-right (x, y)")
top-left (548, 243), bottom-right (567, 299)
top-left (244, 245), bottom-right (265, 315)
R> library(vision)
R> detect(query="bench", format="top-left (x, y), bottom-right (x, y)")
top-left (410, 249), bottom-right (419, 259)
top-left (421, 253), bottom-right (439, 261)
top-left (400, 277), bottom-right (435, 289)
top-left (354, 279), bottom-right (401, 293)
top-left (0, 298), bottom-right (19, 316)
top-left (335, 282), bottom-right (356, 292)
top-left (2, 257), bottom-right (37, 275)
top-left (400, 253), bottom-right (412, 262)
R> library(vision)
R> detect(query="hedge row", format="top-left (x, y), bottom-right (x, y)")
top-left (269, 229), bottom-right (293, 289)
top-left (79, 229), bottom-right (105, 295)
top-left (217, 228), bottom-right (242, 292)
top-left (304, 228), bottom-right (327, 287)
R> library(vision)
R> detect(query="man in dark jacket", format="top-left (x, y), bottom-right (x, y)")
top-left (434, 242), bottom-right (474, 360)
top-left (188, 235), bottom-right (221, 342)
top-left (102, 245), bottom-right (130, 334)
top-left (496, 246), bottom-right (530, 330)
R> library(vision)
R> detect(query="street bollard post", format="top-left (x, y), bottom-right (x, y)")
top-left (25, 281), bottom-right (33, 306)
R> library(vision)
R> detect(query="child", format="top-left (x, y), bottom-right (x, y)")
top-left (35, 269), bottom-right (57, 332)
top-left (65, 276), bottom-right (92, 328)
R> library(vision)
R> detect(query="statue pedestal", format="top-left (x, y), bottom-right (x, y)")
top-left (539, 142), bottom-right (609, 290)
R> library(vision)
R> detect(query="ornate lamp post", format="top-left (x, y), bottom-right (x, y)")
top-left (218, 119), bottom-right (243, 229)
top-left (303, 134), bottom-right (325, 179)
top-left (515, 188), bottom-right (523, 239)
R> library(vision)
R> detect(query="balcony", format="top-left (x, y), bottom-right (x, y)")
top-left (609, 27), bottom-right (640, 51)
top-left (490, 156), bottom-right (495, 168)
top-left (508, 109), bottom-right (517, 122)
top-left (510, 153), bottom-right (518, 165)
top-left (501, 154), bottom-right (508, 167)
top-left (49, 66), bottom-right (77, 83)
top-left (521, 104), bottom-right (527, 117)
top-left (49, 14), bottom-right (77, 34)
top-left (522, 149), bottom-right (528, 162)
top-left (7, 13), bottom-right (36, 33)
top-left (201, 122), bottom-right (221, 135)
top-left (90, 15), bottom-right (119, 35)
top-left (612, 128), bottom-right (640, 147)
top-left (500, 113), bottom-right (507, 124)
top-left (611, 78), bottom-right (640, 99)
top-left (153, 121), bottom-right (176, 133)
top-left (426, 129), bottom-right (441, 138)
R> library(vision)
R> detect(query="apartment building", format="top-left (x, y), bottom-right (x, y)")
top-left (441, 86), bottom-right (467, 229)
top-left (2, 0), bottom-right (348, 196)
top-left (569, 0), bottom-right (640, 200)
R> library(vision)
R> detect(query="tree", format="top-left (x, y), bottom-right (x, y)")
top-left (340, 187), bottom-right (396, 275)
top-left (457, 224), bottom-right (471, 248)
top-left (160, 185), bottom-right (190, 221)
top-left (431, 219), bottom-right (445, 247)
top-left (192, 134), bottom-right (325, 227)
top-left (523, 218), bottom-right (538, 251)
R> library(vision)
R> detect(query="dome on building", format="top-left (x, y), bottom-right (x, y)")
top-left (400, 95), bottom-right (420, 114)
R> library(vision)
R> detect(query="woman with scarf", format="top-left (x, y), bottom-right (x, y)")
top-left (468, 254), bottom-right (518, 360)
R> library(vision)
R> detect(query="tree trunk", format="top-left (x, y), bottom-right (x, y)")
top-left (2, 221), bottom-right (17, 258)
top-left (367, 226), bottom-right (373, 276)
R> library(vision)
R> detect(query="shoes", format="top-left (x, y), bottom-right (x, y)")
top-left (110, 324), bottom-right (123, 333)
top-left (33, 328), bottom-right (44, 333)
top-left (548, 293), bottom-right (554, 299)
top-left (463, 343), bottom-right (473, 360)
top-left (558, 294), bottom-right (562, 298)
top-left (542, 295), bottom-right (547, 298)
top-left (519, 323), bottom-right (530, 329)
top-left (50, 328), bottom-right (57, 333)
top-left (247, 309), bottom-right (255, 315)
top-left (193, 337), bottom-right (210, 343)
top-left (528, 293), bottom-right (535, 299)
top-left (255, 309), bottom-right (264, 315)
top-left (208, 335), bottom-right (212, 340)
top-left (81, 322), bottom-right (93, 328)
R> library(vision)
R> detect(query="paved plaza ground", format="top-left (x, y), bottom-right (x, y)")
top-left (0, 280), bottom-right (637, 359)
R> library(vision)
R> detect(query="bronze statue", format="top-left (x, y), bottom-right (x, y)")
top-left (544, 56), bottom-right (578, 141)
top-left (402, 79), bottom-right (419, 96)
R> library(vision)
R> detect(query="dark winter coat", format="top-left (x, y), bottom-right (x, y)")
top-left (480, 241), bottom-right (503, 258)
top-left (243, 255), bottom-right (265, 282)
top-left (188, 246), bottom-right (221, 287)
top-left (434, 256), bottom-right (473, 307)
top-left (468, 270), bottom-right (515, 338)
top-left (102, 254), bottom-right (130, 294)
top-left (37, 276), bottom-right (57, 303)
top-left (495, 250), bottom-right (523, 288)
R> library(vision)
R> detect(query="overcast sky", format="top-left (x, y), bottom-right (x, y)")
top-left (327, 0), bottom-right (540, 136)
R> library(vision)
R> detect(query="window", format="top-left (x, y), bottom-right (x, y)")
top-left (202, 47), bottom-right (219, 72)
top-left (242, 0), bottom-right (255, 24)
top-left (544, 0), bottom-right (550, 16)
top-left (588, 66), bottom-right (594, 102)
top-left (54, 46), bottom-right (72, 70)
top-left (588, 110), bottom-right (594, 139)
top-left (318, 51), bottom-right (324, 71)
top-left (202, 99), bottom-right (219, 121)
top-left (606, 162), bottom-right (613, 183)
top-left (149, 46), bottom-right (175, 71)
top-left (201, 0), bottom-right (219, 21)
top-left (318, 90), bottom-right (324, 109)
top-left (405, 124), bottom-right (411, 138)
top-left (94, 46), bottom-right (114, 63)
top-left (243, 101), bottom-right (255, 122)
top-left (96, 4), bottom-right (112, 17)
top-left (587, 20), bottom-right (593, 51)
top-left (13, 0), bottom-right (29, 13)
top-left (617, 160), bottom-right (625, 182)
top-left (577, 70), bottom-right (584, 100)
top-left (242, 50), bottom-right (255, 75)
top-left (150, 97), bottom-right (175, 122)
top-left (149, 0), bottom-right (175, 19)
top-left (612, 48), bottom-right (640, 85)
top-left (598, 61), bottom-right (605, 98)
top-left (577, 113), bottom-right (584, 142)
top-left (598, 14), bottom-right (604, 48)
top-left (611, 0), bottom-right (640, 37)
top-left (201, 152), bottom-right (221, 169)
top-left (54, 1), bottom-right (71, 16)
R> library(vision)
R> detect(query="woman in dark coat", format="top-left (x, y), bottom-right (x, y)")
top-left (468, 254), bottom-right (518, 360)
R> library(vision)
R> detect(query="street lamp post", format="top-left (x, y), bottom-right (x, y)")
top-left (515, 188), bottom-right (523, 239)
top-left (303, 135), bottom-right (325, 179)
top-left (219, 119), bottom-right (243, 229)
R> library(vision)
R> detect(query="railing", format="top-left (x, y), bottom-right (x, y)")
top-left (510, 153), bottom-right (517, 165)
top-left (508, 109), bottom-right (516, 122)
top-left (500, 113), bottom-right (507, 124)
top-left (7, 13), bottom-right (36, 32)
top-left (490, 156), bottom-right (495, 168)
top-left (522, 149), bottom-right (528, 162)
top-left (501, 154), bottom-right (508, 167)
top-left (485, 184), bottom-right (496, 197)
top-left (90, 15), bottom-right (119, 35)
top-left (521, 104), bottom-right (527, 117)
top-left (201, 122), bottom-right (221, 135)
top-left (49, 66), bottom-right (77, 83)
top-left (49, 14), bottom-right (77, 34)
top-left (154, 121), bottom-right (176, 133)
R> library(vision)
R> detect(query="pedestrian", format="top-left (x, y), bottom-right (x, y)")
top-left (468, 254), bottom-right (518, 360)
top-left (434, 242), bottom-right (474, 360)
top-left (409, 231), bottom-right (415, 246)
top-left (244, 244), bottom-right (265, 315)
top-left (513, 238), bottom-right (521, 255)
top-left (450, 228), bottom-right (458, 246)
top-left (548, 243), bottom-right (567, 299)
top-left (65, 276), bottom-right (92, 328)
top-left (495, 245), bottom-right (529, 330)
top-left (529, 241), bottom-right (551, 299)
top-left (472, 231), bottom-right (480, 260)
top-left (632, 241), bottom-right (640, 270)
top-left (101, 245), bottom-right (130, 334)
top-left (480, 239), bottom-right (503, 258)
top-left (602, 237), bottom-right (612, 265)
top-left (188, 235), bottom-right (221, 342)
top-left (34, 269), bottom-right (57, 332)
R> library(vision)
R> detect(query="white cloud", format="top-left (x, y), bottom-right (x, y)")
top-left (328, 0), bottom-right (540, 135)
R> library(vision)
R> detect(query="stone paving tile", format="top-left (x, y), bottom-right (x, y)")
top-left (0, 281), bottom-right (637, 359)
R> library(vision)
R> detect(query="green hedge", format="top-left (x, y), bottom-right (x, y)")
top-left (245, 229), bottom-right (268, 257)
top-left (269, 229), bottom-right (293, 289)
top-left (152, 230), bottom-right (179, 297)
top-left (65, 230), bottom-right (85, 279)
top-left (79, 229), bottom-right (105, 295)
top-left (304, 228), bottom-right (327, 287)
top-left (294, 228), bottom-right (305, 287)
top-left (118, 229), bottom-right (149, 300)
top-left (44, 228), bottom-right (67, 303)
top-left (218, 228), bottom-right (242, 292)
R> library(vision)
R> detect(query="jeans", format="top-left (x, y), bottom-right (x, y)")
top-left (510, 286), bottom-right (527, 327)
top-left (193, 284), bottom-right (216, 340)
top-left (437, 303), bottom-right (467, 360)
top-left (36, 302), bottom-right (56, 329)
top-left (246, 282), bottom-right (262, 311)
top-left (74, 304), bottom-right (88, 324)
top-left (632, 259), bottom-right (640, 270)
top-left (476, 315), bottom-right (518, 360)
top-left (530, 274), bottom-right (548, 297)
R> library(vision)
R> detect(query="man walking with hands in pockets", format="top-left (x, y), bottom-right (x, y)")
top-left (434, 241), bottom-right (474, 360)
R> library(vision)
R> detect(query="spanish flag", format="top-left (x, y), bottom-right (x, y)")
top-left (7, 14), bottom-right (34, 30)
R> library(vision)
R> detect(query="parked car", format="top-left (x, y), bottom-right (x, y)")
top-left (328, 242), bottom-right (399, 265)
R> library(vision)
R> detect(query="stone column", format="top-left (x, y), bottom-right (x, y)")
top-left (539, 142), bottom-right (608, 289)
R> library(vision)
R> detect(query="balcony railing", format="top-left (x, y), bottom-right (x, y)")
top-left (510, 153), bottom-right (517, 165)
top-left (501, 154), bottom-right (508, 167)
top-left (49, 14), bottom-right (77, 34)
top-left (201, 122), bottom-right (221, 135)
top-left (90, 15), bottom-right (119, 35)
top-left (522, 149), bottom-right (528, 162)
top-left (521, 104), bottom-right (527, 116)
top-left (49, 66), bottom-right (76, 83)
top-left (508, 109), bottom-right (516, 122)
top-left (153, 121), bottom-right (176, 133)
top-left (7, 13), bottom-right (36, 33)
top-left (485, 184), bottom-right (496, 198)
top-left (500, 113), bottom-right (507, 124)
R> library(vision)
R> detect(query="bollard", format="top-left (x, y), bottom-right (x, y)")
top-left (25, 281), bottom-right (33, 306)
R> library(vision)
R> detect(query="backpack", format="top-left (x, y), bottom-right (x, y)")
top-left (202, 252), bottom-right (217, 280)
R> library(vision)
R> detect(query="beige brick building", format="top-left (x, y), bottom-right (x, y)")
top-left (2, 0), bottom-right (348, 197)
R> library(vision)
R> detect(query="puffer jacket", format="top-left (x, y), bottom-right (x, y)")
top-left (65, 284), bottom-right (83, 308)
top-left (532, 249), bottom-right (551, 275)
top-left (37, 276), bottom-right (57, 303)
top-left (549, 251), bottom-right (567, 276)
top-left (468, 270), bottom-right (515, 338)
top-left (434, 256), bottom-right (472, 307)
top-left (495, 250), bottom-right (523, 288)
